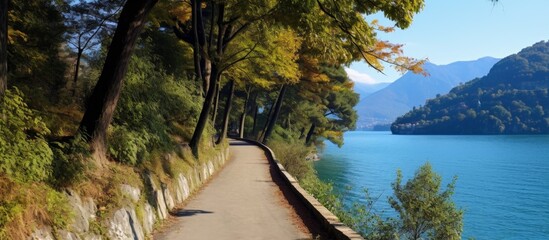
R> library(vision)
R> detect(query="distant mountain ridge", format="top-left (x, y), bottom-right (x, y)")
top-left (353, 82), bottom-right (390, 99)
top-left (392, 41), bottom-right (549, 134)
top-left (355, 57), bottom-right (500, 129)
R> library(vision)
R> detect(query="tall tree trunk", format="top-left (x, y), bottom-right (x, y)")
top-left (189, 1), bottom-right (229, 156)
top-left (216, 79), bottom-right (234, 144)
top-left (258, 99), bottom-right (274, 142)
top-left (191, 0), bottom-right (204, 88)
top-left (73, 49), bottom-right (83, 84)
top-left (262, 85), bottom-right (287, 144)
top-left (305, 123), bottom-right (316, 145)
top-left (0, 0), bottom-right (7, 96)
top-left (211, 81), bottom-right (220, 123)
top-left (248, 92), bottom-right (258, 138)
top-left (299, 127), bottom-right (306, 139)
top-left (251, 105), bottom-right (258, 139)
top-left (201, 59), bottom-right (211, 96)
top-left (72, 48), bottom-right (83, 97)
top-left (190, 65), bottom-right (220, 156)
top-left (77, 0), bottom-right (158, 161)
top-left (239, 89), bottom-right (250, 138)
top-left (286, 113), bottom-right (291, 129)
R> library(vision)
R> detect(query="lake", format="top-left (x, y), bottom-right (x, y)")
top-left (314, 131), bottom-right (549, 239)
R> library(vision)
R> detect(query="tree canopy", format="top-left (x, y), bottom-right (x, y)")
top-left (389, 163), bottom-right (463, 239)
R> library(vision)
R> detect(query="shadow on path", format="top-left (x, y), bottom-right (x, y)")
top-left (229, 141), bottom-right (254, 146)
top-left (170, 209), bottom-right (214, 217)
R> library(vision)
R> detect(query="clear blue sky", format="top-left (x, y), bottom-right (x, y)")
top-left (347, 0), bottom-right (549, 84)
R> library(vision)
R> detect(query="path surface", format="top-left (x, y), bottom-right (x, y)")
top-left (154, 140), bottom-right (314, 240)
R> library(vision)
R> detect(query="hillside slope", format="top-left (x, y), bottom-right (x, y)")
top-left (392, 41), bottom-right (549, 134)
top-left (356, 57), bottom-right (499, 129)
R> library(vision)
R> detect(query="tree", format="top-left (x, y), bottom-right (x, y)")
top-left (276, 0), bottom-right (425, 74)
top-left (171, 0), bottom-right (279, 155)
top-left (6, 0), bottom-right (67, 104)
top-left (237, 85), bottom-right (252, 138)
top-left (262, 84), bottom-right (287, 144)
top-left (64, 0), bottom-right (123, 86)
top-left (78, 0), bottom-right (159, 162)
top-left (389, 163), bottom-right (463, 240)
top-left (216, 79), bottom-right (234, 144)
top-left (0, 0), bottom-right (6, 96)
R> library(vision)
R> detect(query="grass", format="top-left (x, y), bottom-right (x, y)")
top-left (0, 176), bottom-right (73, 240)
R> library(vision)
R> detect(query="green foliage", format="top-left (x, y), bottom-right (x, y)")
top-left (389, 163), bottom-right (463, 240)
top-left (109, 44), bottom-right (203, 165)
top-left (50, 134), bottom-right (90, 187)
top-left (108, 125), bottom-right (152, 165)
top-left (8, 0), bottom-right (67, 105)
top-left (265, 64), bottom-right (358, 146)
top-left (0, 89), bottom-right (53, 182)
top-left (393, 41), bottom-right (549, 134)
top-left (268, 140), bottom-right (313, 180)
top-left (45, 188), bottom-right (73, 229)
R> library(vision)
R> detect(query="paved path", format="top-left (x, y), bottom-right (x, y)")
top-left (154, 140), bottom-right (314, 240)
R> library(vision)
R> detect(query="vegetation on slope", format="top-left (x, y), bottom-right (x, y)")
top-left (392, 41), bottom-right (549, 134)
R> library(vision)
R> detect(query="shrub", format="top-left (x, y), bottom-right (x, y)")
top-left (0, 89), bottom-right (53, 182)
top-left (389, 163), bottom-right (463, 239)
top-left (268, 140), bottom-right (313, 180)
top-left (108, 125), bottom-right (152, 165)
top-left (50, 134), bottom-right (90, 187)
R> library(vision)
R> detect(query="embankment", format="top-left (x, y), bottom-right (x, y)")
top-left (29, 146), bottom-right (230, 240)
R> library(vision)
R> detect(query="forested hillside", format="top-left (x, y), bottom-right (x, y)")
top-left (0, 0), bottom-right (428, 238)
top-left (392, 41), bottom-right (549, 134)
top-left (356, 57), bottom-right (499, 129)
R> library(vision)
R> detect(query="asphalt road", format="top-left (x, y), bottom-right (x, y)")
top-left (154, 140), bottom-right (315, 240)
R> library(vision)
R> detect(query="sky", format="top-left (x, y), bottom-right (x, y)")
top-left (347, 0), bottom-right (549, 84)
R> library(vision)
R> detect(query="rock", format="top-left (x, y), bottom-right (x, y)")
top-left (28, 226), bottom-right (54, 240)
top-left (154, 190), bottom-right (168, 219)
top-left (174, 181), bottom-right (183, 203)
top-left (145, 173), bottom-right (168, 219)
top-left (82, 234), bottom-right (102, 240)
top-left (145, 173), bottom-right (158, 191)
top-left (66, 190), bottom-right (96, 233)
top-left (127, 208), bottom-right (145, 240)
top-left (106, 208), bottom-right (144, 240)
top-left (141, 203), bottom-right (156, 235)
top-left (202, 164), bottom-right (209, 179)
top-left (120, 184), bottom-right (141, 203)
top-left (178, 174), bottom-right (190, 200)
top-left (56, 230), bottom-right (80, 240)
top-left (207, 161), bottom-right (214, 176)
top-left (163, 185), bottom-right (175, 210)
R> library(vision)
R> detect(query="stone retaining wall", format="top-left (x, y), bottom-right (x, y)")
top-left (30, 147), bottom-right (230, 240)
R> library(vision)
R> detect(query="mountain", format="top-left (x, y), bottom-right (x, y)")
top-left (355, 57), bottom-right (500, 129)
top-left (392, 41), bottom-right (549, 135)
top-left (353, 82), bottom-right (390, 99)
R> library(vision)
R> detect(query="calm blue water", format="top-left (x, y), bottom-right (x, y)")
top-left (314, 131), bottom-right (549, 239)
